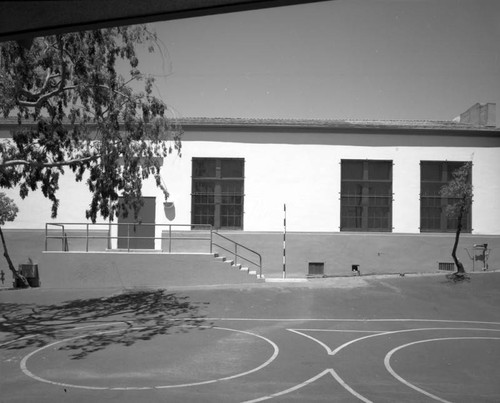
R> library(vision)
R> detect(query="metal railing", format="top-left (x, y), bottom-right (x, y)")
top-left (211, 232), bottom-right (262, 278)
top-left (45, 222), bottom-right (262, 277)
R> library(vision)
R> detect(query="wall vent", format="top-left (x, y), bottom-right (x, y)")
top-left (308, 262), bottom-right (325, 277)
top-left (438, 262), bottom-right (455, 271)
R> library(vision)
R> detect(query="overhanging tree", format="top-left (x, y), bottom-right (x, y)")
top-left (439, 162), bottom-right (473, 278)
top-left (0, 26), bottom-right (181, 223)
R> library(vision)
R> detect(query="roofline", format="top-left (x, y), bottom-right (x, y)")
top-left (1, 116), bottom-right (499, 135)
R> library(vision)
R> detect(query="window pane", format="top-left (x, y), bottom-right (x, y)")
top-left (341, 205), bottom-right (363, 229)
top-left (221, 159), bottom-right (244, 178)
top-left (192, 205), bottom-right (214, 226)
top-left (421, 183), bottom-right (442, 197)
top-left (367, 182), bottom-right (391, 197)
top-left (221, 180), bottom-right (243, 195)
top-left (341, 182), bottom-right (363, 197)
top-left (341, 160), bottom-right (363, 180)
top-left (421, 162), bottom-right (442, 181)
top-left (368, 207), bottom-right (390, 229)
top-left (193, 159), bottom-right (216, 178)
top-left (420, 205), bottom-right (441, 230)
top-left (221, 205), bottom-right (242, 228)
top-left (368, 161), bottom-right (391, 180)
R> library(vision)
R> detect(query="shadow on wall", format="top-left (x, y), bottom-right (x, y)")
top-left (0, 289), bottom-right (211, 359)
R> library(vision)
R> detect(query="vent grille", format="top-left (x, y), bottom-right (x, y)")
top-left (438, 262), bottom-right (455, 271)
top-left (308, 262), bottom-right (325, 276)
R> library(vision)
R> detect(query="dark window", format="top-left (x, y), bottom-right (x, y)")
top-left (340, 160), bottom-right (392, 231)
top-left (192, 158), bottom-right (244, 229)
top-left (420, 161), bottom-right (471, 232)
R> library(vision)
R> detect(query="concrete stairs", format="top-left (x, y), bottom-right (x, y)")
top-left (213, 253), bottom-right (265, 281)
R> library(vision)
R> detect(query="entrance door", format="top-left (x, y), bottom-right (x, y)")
top-left (117, 197), bottom-right (156, 249)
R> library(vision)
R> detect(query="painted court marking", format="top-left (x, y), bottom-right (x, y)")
top-left (10, 318), bottom-right (500, 402)
top-left (384, 336), bottom-right (500, 403)
top-left (278, 325), bottom-right (500, 403)
top-left (20, 325), bottom-right (279, 391)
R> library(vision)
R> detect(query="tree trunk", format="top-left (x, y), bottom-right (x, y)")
top-left (0, 226), bottom-right (29, 287)
top-left (451, 207), bottom-right (466, 274)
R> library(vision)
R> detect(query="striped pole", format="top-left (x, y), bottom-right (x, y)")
top-left (283, 203), bottom-right (286, 279)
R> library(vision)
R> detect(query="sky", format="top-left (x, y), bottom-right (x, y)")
top-left (136, 0), bottom-right (500, 122)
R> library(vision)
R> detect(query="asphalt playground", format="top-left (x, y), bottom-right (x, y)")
top-left (1, 272), bottom-right (500, 402)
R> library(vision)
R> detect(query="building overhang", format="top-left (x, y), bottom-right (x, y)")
top-left (0, 0), bottom-right (330, 44)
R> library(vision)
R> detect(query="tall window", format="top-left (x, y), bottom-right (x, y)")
top-left (192, 158), bottom-right (244, 229)
top-left (420, 161), bottom-right (471, 232)
top-left (340, 160), bottom-right (393, 231)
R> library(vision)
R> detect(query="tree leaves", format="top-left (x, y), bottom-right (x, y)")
top-left (439, 162), bottom-right (473, 218)
top-left (0, 25), bottom-right (182, 222)
top-left (0, 193), bottom-right (19, 225)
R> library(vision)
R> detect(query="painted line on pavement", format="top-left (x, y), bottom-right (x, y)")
top-left (288, 329), bottom-right (383, 355)
top-left (384, 336), bottom-right (500, 403)
top-left (330, 327), bottom-right (500, 356)
top-left (241, 369), bottom-right (336, 403)
top-left (20, 325), bottom-right (279, 391)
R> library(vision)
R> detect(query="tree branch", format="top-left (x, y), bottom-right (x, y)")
top-left (1, 154), bottom-right (100, 169)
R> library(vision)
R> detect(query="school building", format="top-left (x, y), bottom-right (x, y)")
top-left (1, 103), bottom-right (499, 286)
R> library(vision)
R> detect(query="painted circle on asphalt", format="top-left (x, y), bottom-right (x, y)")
top-left (20, 325), bottom-right (279, 390)
top-left (385, 336), bottom-right (500, 403)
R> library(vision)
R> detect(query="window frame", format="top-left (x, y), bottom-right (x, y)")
top-left (420, 161), bottom-right (472, 233)
top-left (340, 159), bottom-right (393, 232)
top-left (191, 157), bottom-right (245, 230)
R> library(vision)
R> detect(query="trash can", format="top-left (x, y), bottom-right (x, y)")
top-left (18, 263), bottom-right (40, 287)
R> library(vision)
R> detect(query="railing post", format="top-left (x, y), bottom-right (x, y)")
top-left (234, 243), bottom-right (238, 266)
top-left (127, 223), bottom-right (130, 252)
top-left (86, 223), bottom-right (89, 252)
top-left (210, 228), bottom-right (213, 254)
top-left (169, 225), bottom-right (172, 253)
top-left (45, 224), bottom-right (48, 251)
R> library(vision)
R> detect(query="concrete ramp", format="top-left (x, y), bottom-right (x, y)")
top-left (38, 251), bottom-right (263, 288)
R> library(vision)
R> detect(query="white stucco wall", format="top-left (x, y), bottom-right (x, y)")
top-left (2, 128), bottom-right (500, 235)
top-left (150, 130), bottom-right (499, 235)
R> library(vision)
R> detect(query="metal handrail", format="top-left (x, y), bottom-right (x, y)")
top-left (44, 222), bottom-right (263, 278)
top-left (45, 223), bottom-right (66, 251)
top-left (45, 222), bottom-right (213, 252)
top-left (211, 231), bottom-right (262, 278)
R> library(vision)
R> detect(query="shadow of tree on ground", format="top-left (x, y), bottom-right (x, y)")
top-left (0, 289), bottom-right (211, 359)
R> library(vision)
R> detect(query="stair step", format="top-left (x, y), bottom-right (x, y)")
top-left (212, 253), bottom-right (263, 281)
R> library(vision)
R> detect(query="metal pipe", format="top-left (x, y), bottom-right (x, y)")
top-left (127, 223), bottom-right (130, 252)
top-left (169, 225), bottom-right (172, 253)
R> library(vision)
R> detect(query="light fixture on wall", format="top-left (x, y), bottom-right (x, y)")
top-left (155, 174), bottom-right (175, 217)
